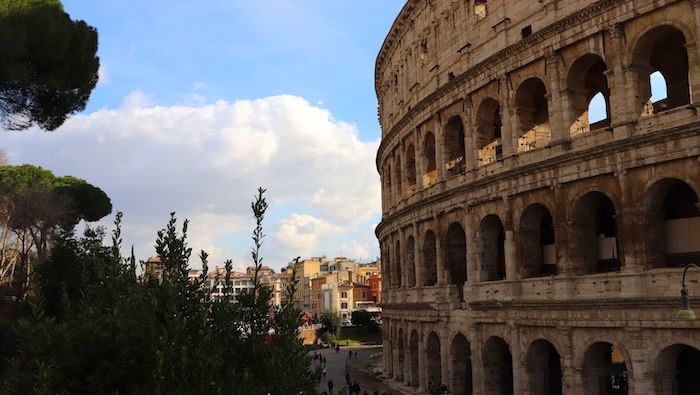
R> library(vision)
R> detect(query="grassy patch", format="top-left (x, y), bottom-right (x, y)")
top-left (336, 326), bottom-right (382, 346)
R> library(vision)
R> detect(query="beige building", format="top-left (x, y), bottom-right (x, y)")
top-left (260, 272), bottom-right (288, 307)
top-left (376, 1), bottom-right (700, 394)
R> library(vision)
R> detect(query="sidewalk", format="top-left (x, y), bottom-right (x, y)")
top-left (345, 346), bottom-right (422, 395)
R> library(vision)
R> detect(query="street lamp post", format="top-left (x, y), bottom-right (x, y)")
top-left (678, 263), bottom-right (700, 320)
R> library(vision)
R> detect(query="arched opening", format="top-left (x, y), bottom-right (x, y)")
top-left (395, 154), bottom-right (403, 200)
top-left (645, 179), bottom-right (700, 268)
top-left (397, 328), bottom-right (405, 382)
top-left (519, 204), bottom-right (556, 278)
top-left (633, 26), bottom-right (689, 116)
top-left (479, 215), bottom-right (506, 281)
top-left (409, 330), bottom-right (420, 387)
top-left (406, 143), bottom-right (417, 194)
top-left (567, 54), bottom-right (610, 136)
top-left (654, 344), bottom-right (700, 394)
top-left (427, 332), bottom-right (442, 389)
top-left (423, 230), bottom-right (438, 286)
top-left (446, 222), bottom-right (468, 294)
top-left (582, 342), bottom-right (628, 395)
top-left (588, 92), bottom-right (608, 124)
top-left (423, 132), bottom-right (438, 186)
top-left (450, 334), bottom-right (473, 395)
top-left (407, 236), bottom-right (416, 288)
top-left (515, 78), bottom-right (550, 152)
top-left (476, 98), bottom-right (503, 166)
top-left (526, 339), bottom-right (563, 395)
top-left (394, 240), bottom-right (402, 289)
top-left (483, 336), bottom-right (513, 395)
top-left (444, 116), bottom-right (466, 176)
top-left (573, 192), bottom-right (620, 274)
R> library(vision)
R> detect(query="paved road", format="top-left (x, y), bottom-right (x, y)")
top-left (312, 346), bottom-right (401, 395)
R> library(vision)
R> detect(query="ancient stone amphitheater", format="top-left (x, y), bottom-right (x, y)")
top-left (374, 1), bottom-right (700, 394)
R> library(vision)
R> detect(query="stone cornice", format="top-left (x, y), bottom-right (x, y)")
top-left (376, 0), bottom-right (621, 167)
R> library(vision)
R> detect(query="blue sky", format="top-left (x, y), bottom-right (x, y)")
top-left (1, 1), bottom-right (406, 272)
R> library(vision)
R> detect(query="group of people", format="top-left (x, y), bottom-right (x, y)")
top-left (314, 348), bottom-right (387, 395)
top-left (313, 352), bottom-right (328, 377)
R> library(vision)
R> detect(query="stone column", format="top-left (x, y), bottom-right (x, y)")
top-left (504, 196), bottom-right (518, 281)
top-left (546, 50), bottom-right (568, 144)
top-left (463, 97), bottom-right (477, 171)
top-left (464, 208), bottom-right (479, 285)
top-left (689, 0), bottom-right (700, 104)
top-left (499, 74), bottom-right (515, 159)
top-left (415, 128), bottom-right (425, 191)
top-left (607, 23), bottom-right (634, 137)
top-left (434, 113), bottom-right (446, 182)
top-left (510, 325), bottom-right (523, 395)
top-left (384, 318), bottom-right (392, 376)
top-left (413, 222), bottom-right (423, 288)
top-left (418, 328), bottom-right (428, 391)
top-left (441, 329), bottom-right (450, 388)
top-left (435, 217), bottom-right (447, 286)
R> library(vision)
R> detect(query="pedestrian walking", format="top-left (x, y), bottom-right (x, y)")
top-left (327, 379), bottom-right (334, 395)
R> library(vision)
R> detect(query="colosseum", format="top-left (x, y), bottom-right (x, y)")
top-left (374, 1), bottom-right (700, 394)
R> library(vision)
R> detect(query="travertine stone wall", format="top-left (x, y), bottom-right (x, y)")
top-left (375, 1), bottom-right (700, 394)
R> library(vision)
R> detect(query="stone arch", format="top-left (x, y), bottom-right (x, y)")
top-left (479, 214), bottom-right (506, 281)
top-left (653, 343), bottom-right (700, 395)
top-left (572, 191), bottom-right (620, 274)
top-left (397, 328), bottom-right (405, 382)
top-left (427, 331), bottom-right (442, 388)
top-left (482, 336), bottom-right (513, 395)
top-left (519, 203), bottom-right (556, 278)
top-left (406, 235), bottom-right (417, 287)
top-left (446, 222), bottom-right (468, 288)
top-left (582, 342), bottom-right (629, 395)
top-left (525, 339), bottom-right (563, 395)
top-left (515, 77), bottom-right (550, 152)
top-left (383, 241), bottom-right (391, 291)
top-left (450, 333), bottom-right (473, 395)
top-left (631, 25), bottom-right (690, 116)
top-left (394, 239), bottom-right (402, 289)
top-left (423, 132), bottom-right (438, 186)
top-left (409, 330), bottom-right (420, 387)
top-left (645, 178), bottom-right (700, 268)
top-left (423, 229), bottom-right (438, 286)
top-left (406, 143), bottom-right (417, 193)
top-left (566, 54), bottom-right (610, 136)
top-left (475, 97), bottom-right (503, 165)
top-left (444, 116), bottom-right (466, 176)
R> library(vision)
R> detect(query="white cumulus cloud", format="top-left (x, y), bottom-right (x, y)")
top-left (1, 93), bottom-right (381, 270)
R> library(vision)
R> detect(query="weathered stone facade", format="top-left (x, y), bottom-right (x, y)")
top-left (375, 1), bottom-right (700, 394)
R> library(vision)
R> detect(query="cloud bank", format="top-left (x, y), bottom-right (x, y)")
top-left (2, 94), bottom-right (381, 269)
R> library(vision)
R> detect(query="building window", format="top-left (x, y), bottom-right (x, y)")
top-left (341, 302), bottom-right (348, 309)
top-left (341, 291), bottom-right (348, 299)
top-left (363, 292), bottom-right (368, 298)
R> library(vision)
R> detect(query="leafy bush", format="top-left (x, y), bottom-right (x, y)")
top-left (1, 188), bottom-right (318, 394)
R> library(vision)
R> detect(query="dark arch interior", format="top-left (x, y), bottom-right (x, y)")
top-left (480, 215), bottom-right (506, 281)
top-left (520, 204), bottom-right (557, 278)
top-left (407, 236), bottom-right (416, 288)
top-left (483, 337), bottom-right (513, 395)
top-left (526, 340), bottom-right (562, 395)
top-left (450, 334), bottom-right (473, 395)
top-left (406, 143), bottom-right (417, 191)
top-left (424, 132), bottom-right (437, 185)
top-left (583, 343), bottom-right (628, 395)
top-left (476, 98), bottom-right (503, 165)
top-left (445, 116), bottom-right (466, 176)
top-left (567, 55), bottom-right (610, 136)
top-left (516, 78), bottom-right (550, 152)
top-left (427, 332), bottom-right (442, 388)
top-left (574, 192), bottom-right (620, 274)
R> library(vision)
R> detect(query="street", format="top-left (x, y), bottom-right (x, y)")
top-left (312, 346), bottom-right (402, 395)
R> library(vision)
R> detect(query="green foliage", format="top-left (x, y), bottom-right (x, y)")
top-left (0, 164), bottom-right (112, 228)
top-left (0, 0), bottom-right (99, 131)
top-left (350, 309), bottom-right (378, 332)
top-left (321, 309), bottom-right (341, 336)
top-left (1, 188), bottom-right (318, 394)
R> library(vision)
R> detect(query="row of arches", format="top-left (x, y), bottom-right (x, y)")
top-left (382, 178), bottom-right (700, 291)
top-left (382, 24), bottom-right (692, 204)
top-left (389, 329), bottom-right (700, 395)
